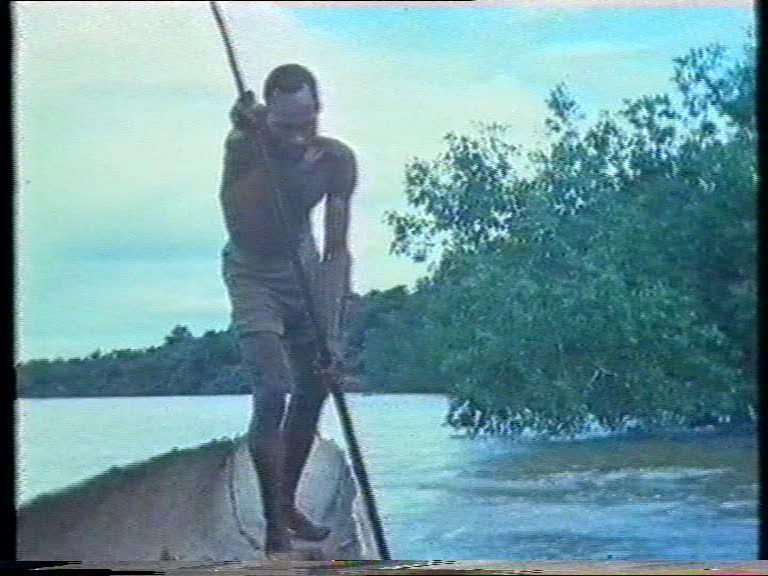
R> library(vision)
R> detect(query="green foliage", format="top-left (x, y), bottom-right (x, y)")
top-left (380, 38), bottom-right (756, 435)
top-left (16, 326), bottom-right (246, 398)
top-left (358, 288), bottom-right (446, 393)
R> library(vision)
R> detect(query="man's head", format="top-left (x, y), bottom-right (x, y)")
top-left (263, 64), bottom-right (320, 155)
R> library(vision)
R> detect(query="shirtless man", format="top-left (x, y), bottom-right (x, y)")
top-left (219, 64), bottom-right (355, 555)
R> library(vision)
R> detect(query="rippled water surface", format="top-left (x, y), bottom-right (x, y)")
top-left (16, 394), bottom-right (758, 559)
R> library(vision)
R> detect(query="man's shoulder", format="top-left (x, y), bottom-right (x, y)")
top-left (314, 136), bottom-right (355, 164)
top-left (313, 137), bottom-right (357, 195)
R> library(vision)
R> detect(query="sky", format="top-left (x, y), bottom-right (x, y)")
top-left (13, 1), bottom-right (754, 361)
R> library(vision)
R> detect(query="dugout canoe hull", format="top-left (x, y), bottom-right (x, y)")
top-left (17, 436), bottom-right (378, 561)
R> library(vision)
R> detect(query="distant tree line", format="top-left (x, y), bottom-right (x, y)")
top-left (17, 325), bottom-right (247, 398)
top-left (15, 288), bottom-right (434, 398)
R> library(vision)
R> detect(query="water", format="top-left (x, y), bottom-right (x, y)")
top-left (15, 394), bottom-right (758, 560)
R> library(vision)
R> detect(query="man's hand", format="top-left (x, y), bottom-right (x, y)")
top-left (230, 90), bottom-right (264, 132)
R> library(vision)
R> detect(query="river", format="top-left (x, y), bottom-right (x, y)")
top-left (15, 393), bottom-right (758, 560)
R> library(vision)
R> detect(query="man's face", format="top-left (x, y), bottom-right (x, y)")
top-left (265, 84), bottom-right (318, 156)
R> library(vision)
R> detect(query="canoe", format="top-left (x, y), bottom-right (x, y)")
top-left (17, 435), bottom-right (379, 561)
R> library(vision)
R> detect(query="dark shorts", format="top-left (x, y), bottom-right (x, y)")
top-left (221, 243), bottom-right (316, 349)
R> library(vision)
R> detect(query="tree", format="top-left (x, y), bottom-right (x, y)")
top-left (164, 325), bottom-right (193, 347)
top-left (384, 37), bottom-right (756, 436)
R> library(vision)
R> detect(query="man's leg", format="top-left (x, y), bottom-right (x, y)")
top-left (281, 331), bottom-right (331, 540)
top-left (239, 330), bottom-right (293, 553)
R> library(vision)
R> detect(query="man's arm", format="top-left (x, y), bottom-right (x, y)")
top-left (317, 143), bottom-right (357, 343)
top-left (219, 98), bottom-right (268, 245)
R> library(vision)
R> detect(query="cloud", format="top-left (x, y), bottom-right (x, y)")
top-left (15, 0), bottom-right (544, 262)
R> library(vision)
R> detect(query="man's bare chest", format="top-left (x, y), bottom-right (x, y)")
top-left (256, 150), bottom-right (330, 216)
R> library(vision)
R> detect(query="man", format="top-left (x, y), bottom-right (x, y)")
top-left (219, 64), bottom-right (355, 556)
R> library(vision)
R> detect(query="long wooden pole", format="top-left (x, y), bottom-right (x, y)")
top-left (208, 1), bottom-right (391, 561)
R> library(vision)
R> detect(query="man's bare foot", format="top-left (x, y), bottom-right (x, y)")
top-left (265, 529), bottom-right (314, 562)
top-left (264, 527), bottom-right (293, 556)
top-left (285, 508), bottom-right (331, 541)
